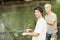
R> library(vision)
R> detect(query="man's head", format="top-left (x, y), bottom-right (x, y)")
top-left (44, 3), bottom-right (51, 13)
top-left (34, 6), bottom-right (43, 18)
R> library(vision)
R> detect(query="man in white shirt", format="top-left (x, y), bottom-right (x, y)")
top-left (44, 3), bottom-right (58, 40)
top-left (22, 6), bottom-right (47, 40)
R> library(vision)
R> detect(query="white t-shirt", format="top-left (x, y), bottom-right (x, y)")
top-left (32, 18), bottom-right (47, 40)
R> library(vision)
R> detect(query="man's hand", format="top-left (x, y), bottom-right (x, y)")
top-left (21, 29), bottom-right (33, 36)
top-left (22, 32), bottom-right (31, 36)
top-left (21, 29), bottom-right (39, 37)
top-left (22, 32), bottom-right (27, 36)
top-left (46, 20), bottom-right (55, 25)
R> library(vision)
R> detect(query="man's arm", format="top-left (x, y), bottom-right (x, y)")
top-left (46, 14), bottom-right (57, 26)
top-left (22, 32), bottom-right (39, 37)
top-left (46, 20), bottom-right (55, 25)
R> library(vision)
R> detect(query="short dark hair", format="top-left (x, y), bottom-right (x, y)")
top-left (34, 6), bottom-right (43, 15)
